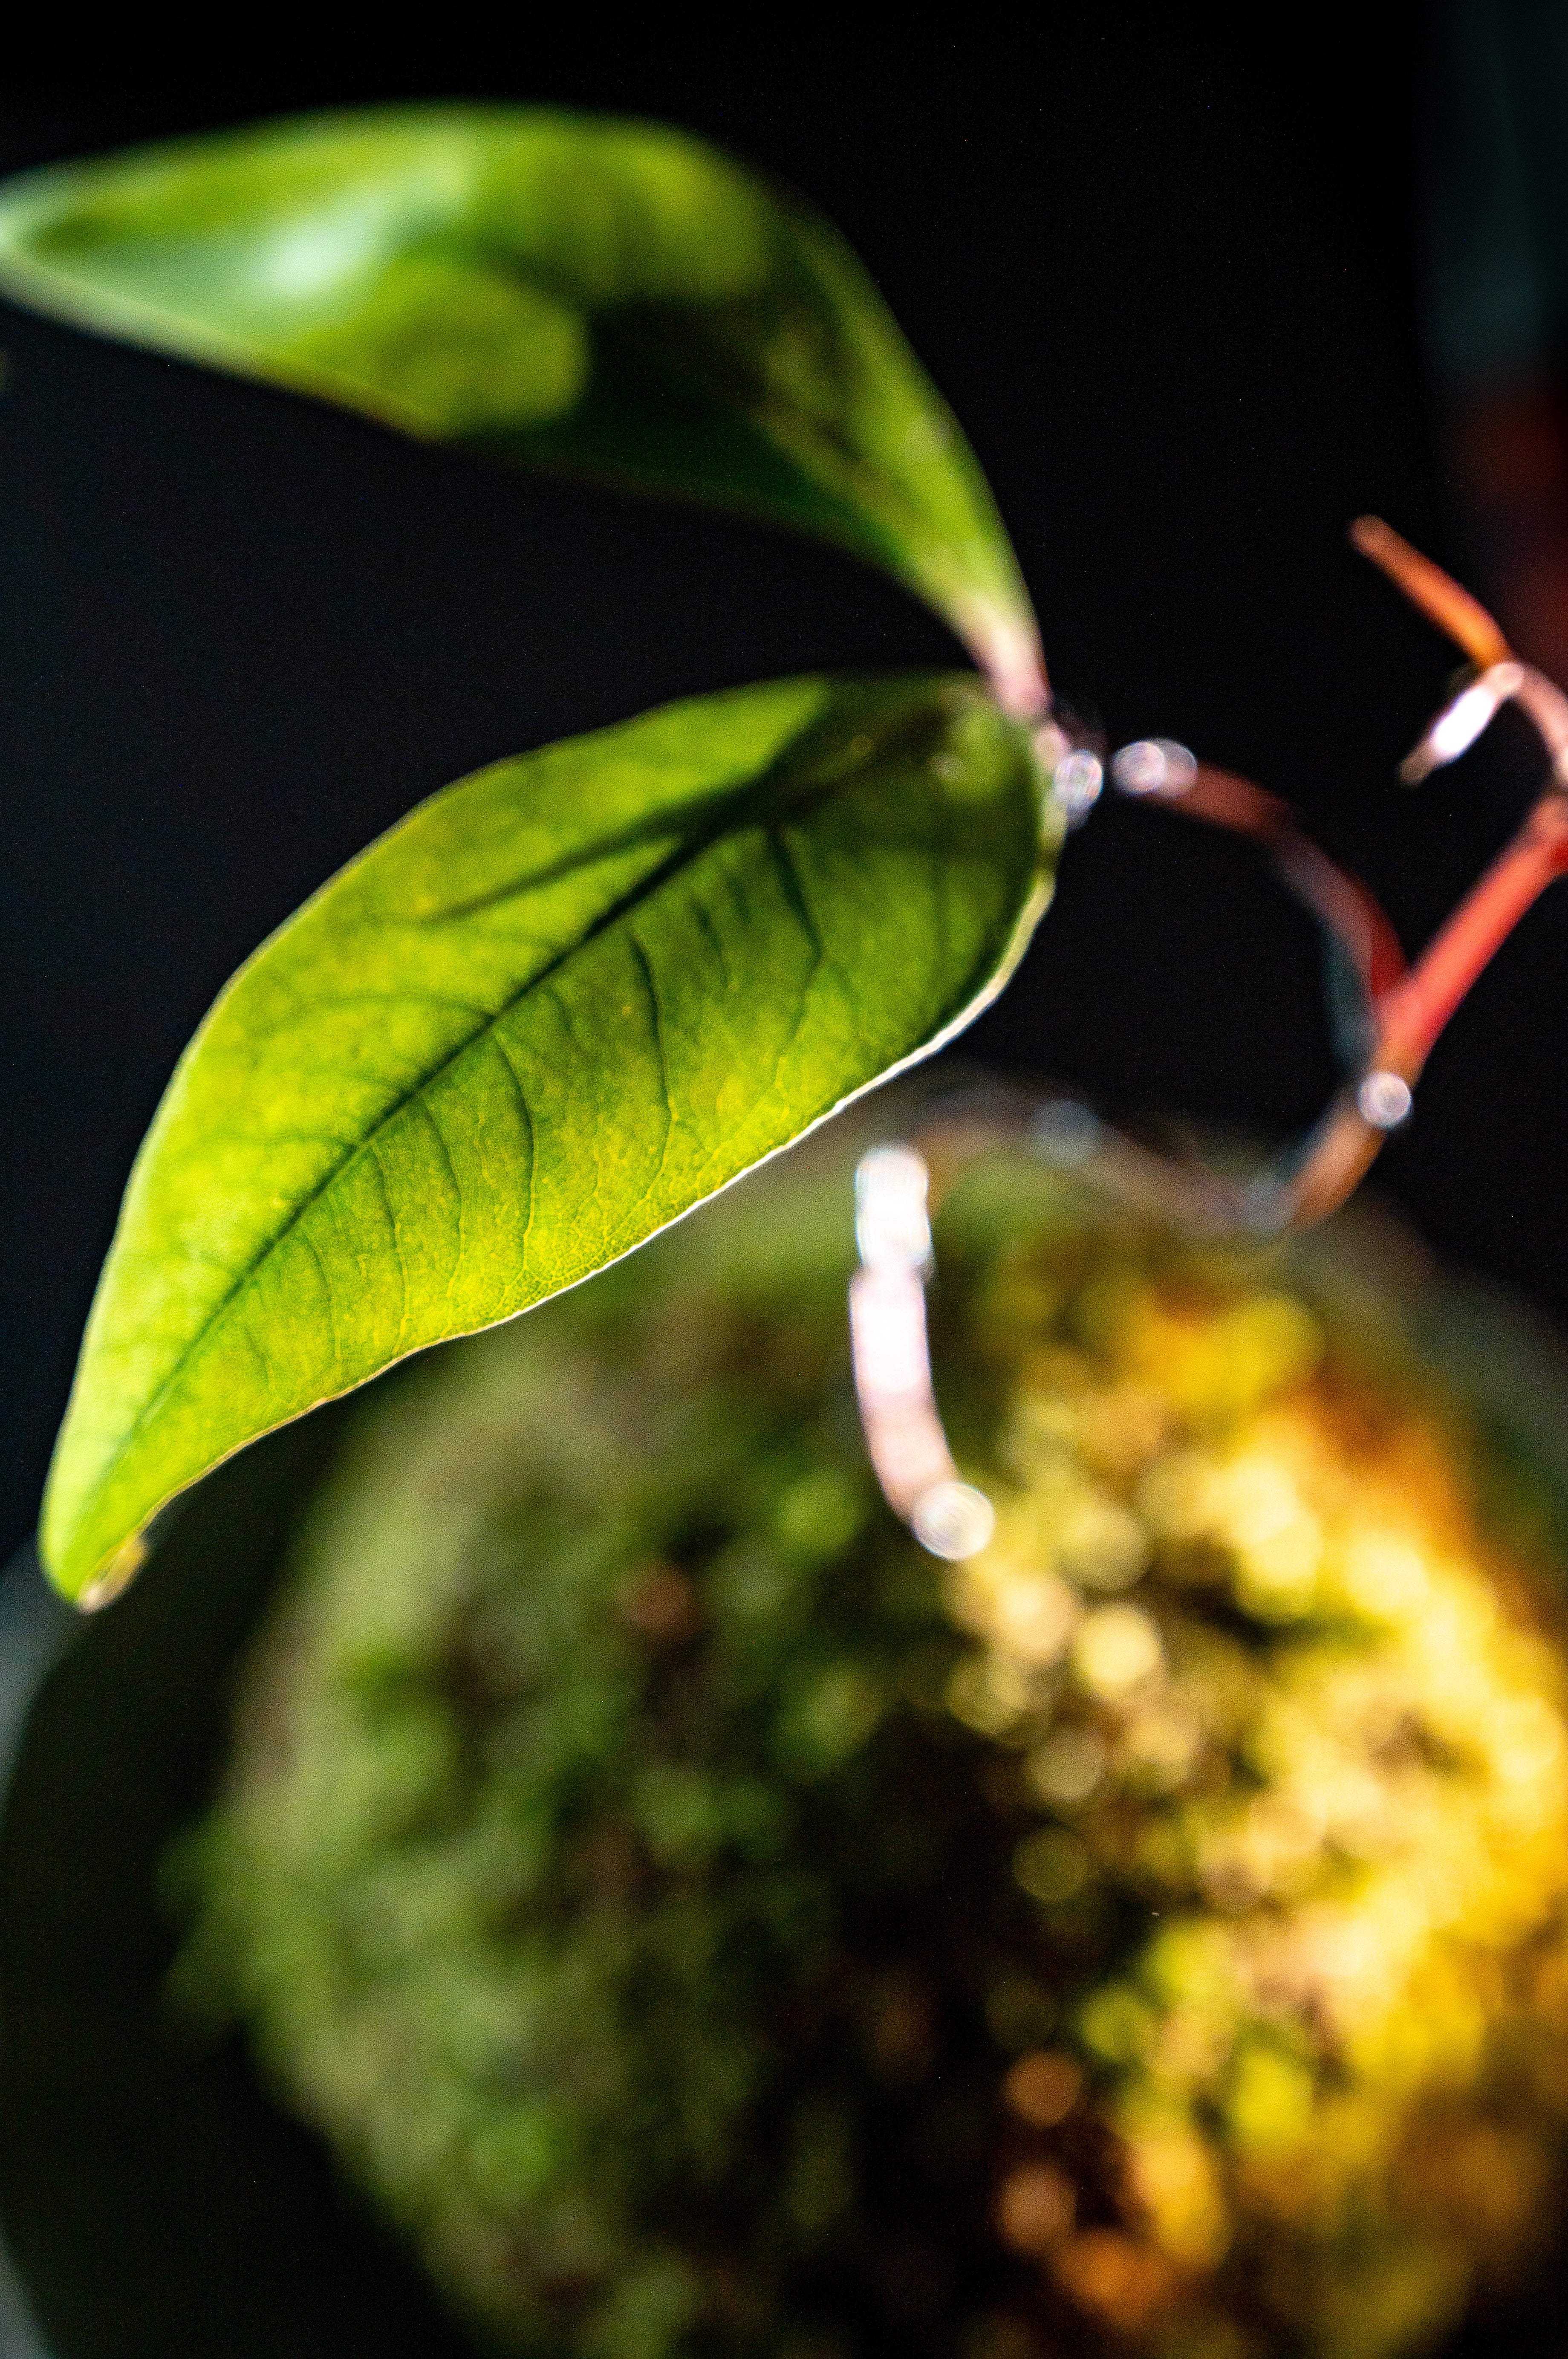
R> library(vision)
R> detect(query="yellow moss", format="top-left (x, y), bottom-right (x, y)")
top-left (950, 1191), bottom-right (1568, 2354)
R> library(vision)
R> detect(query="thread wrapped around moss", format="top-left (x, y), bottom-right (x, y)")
top-left (170, 1125), bottom-right (1568, 2359)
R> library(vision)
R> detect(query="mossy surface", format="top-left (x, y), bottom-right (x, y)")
top-left (173, 1130), bottom-right (1568, 2358)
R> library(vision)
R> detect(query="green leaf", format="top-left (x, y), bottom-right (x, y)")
top-left (0, 107), bottom-right (1046, 715)
top-left (41, 674), bottom-right (1056, 1605)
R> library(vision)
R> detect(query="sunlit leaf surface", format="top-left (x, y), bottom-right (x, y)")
top-left (0, 108), bottom-right (1045, 712)
top-left (41, 674), bottom-right (1054, 1603)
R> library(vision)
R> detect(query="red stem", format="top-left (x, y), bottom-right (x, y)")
top-left (1127, 525), bottom-right (1568, 1229)
top-left (1349, 515), bottom-right (1512, 669)
top-left (1183, 763), bottom-right (1410, 1007)
top-left (1374, 795), bottom-right (1568, 1081)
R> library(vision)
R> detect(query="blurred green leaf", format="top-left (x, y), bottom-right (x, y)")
top-left (0, 107), bottom-right (1045, 711)
top-left (41, 674), bottom-right (1055, 1604)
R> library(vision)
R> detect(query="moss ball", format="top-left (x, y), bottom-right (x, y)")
top-left (171, 1126), bottom-right (1568, 2358)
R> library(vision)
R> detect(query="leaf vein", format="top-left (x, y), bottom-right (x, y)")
top-left (488, 1029), bottom-right (538, 1262)
top-left (627, 929), bottom-right (675, 1185)
top-left (84, 813), bottom-right (736, 1510)
top-left (297, 1227), bottom-right (341, 1378)
top-left (367, 1139), bottom-right (409, 1353)
top-left (690, 889), bottom-right (733, 991)
top-left (416, 1099), bottom-right (466, 1305)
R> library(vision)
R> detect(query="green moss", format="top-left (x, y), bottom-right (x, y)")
top-left (173, 1130), bottom-right (1568, 2357)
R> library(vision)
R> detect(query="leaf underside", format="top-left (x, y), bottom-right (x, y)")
top-left (0, 106), bottom-right (1045, 713)
top-left (41, 675), bottom-right (1054, 1603)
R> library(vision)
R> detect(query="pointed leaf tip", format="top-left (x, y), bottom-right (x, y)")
top-left (0, 105), bottom-right (1044, 703)
top-left (41, 673), bottom-right (1056, 1601)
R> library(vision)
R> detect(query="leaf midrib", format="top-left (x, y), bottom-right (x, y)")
top-left (68, 733), bottom-right (877, 1543)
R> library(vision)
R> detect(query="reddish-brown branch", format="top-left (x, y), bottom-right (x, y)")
top-left (1279, 1101), bottom-right (1388, 1231)
top-left (1181, 763), bottom-right (1409, 1009)
top-left (1350, 515), bottom-right (1512, 669)
top-left (1273, 803), bottom-right (1568, 1229)
top-left (1111, 527), bottom-right (1568, 1230)
top-left (1158, 772), bottom-right (1568, 1228)
top-left (868, 534), bottom-right (1565, 1537)
top-left (1374, 793), bottom-right (1568, 1080)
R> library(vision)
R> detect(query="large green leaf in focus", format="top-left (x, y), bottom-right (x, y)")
top-left (0, 108), bottom-right (1046, 715)
top-left (41, 674), bottom-right (1056, 1605)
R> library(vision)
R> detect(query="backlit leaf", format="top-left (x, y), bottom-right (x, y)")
top-left (0, 108), bottom-right (1046, 713)
top-left (41, 674), bottom-right (1056, 1604)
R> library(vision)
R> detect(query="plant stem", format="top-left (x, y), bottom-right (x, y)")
top-left (1103, 527), bottom-right (1568, 1231)
top-left (1350, 515), bottom-right (1511, 668)
top-left (1372, 792), bottom-right (1568, 1081)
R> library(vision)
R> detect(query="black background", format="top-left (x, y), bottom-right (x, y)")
top-left (6, 15), bottom-right (1551, 1565)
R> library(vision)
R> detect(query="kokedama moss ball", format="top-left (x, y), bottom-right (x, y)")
top-left (171, 1123), bottom-right (1568, 2359)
